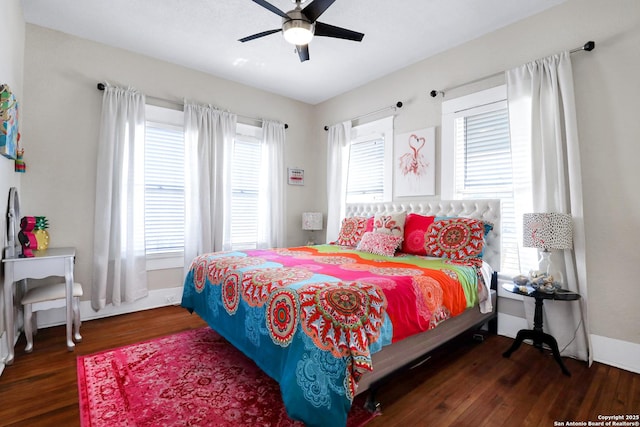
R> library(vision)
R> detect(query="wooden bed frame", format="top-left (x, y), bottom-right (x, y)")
top-left (344, 199), bottom-right (501, 409)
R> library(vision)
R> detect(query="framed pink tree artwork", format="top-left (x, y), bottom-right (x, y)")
top-left (394, 127), bottom-right (436, 197)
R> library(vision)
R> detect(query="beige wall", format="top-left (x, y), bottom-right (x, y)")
top-left (0, 0), bottom-right (25, 336)
top-left (20, 25), bottom-right (317, 297)
top-left (14, 0), bottom-right (640, 352)
top-left (314, 0), bottom-right (640, 345)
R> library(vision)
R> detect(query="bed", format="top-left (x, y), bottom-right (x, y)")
top-left (181, 199), bottom-right (500, 427)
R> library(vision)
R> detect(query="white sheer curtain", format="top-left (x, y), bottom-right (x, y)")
top-left (257, 120), bottom-right (285, 248)
top-left (183, 103), bottom-right (237, 273)
top-left (92, 84), bottom-right (148, 310)
top-left (326, 121), bottom-right (351, 243)
top-left (507, 52), bottom-right (591, 364)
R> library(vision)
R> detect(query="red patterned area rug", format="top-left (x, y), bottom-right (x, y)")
top-left (77, 327), bottom-right (379, 426)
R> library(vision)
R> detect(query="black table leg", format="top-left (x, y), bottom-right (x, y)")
top-left (502, 296), bottom-right (571, 376)
top-left (502, 329), bottom-right (528, 358)
top-left (545, 332), bottom-right (571, 376)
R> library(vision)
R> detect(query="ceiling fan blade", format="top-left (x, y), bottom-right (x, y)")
top-left (251, 0), bottom-right (288, 18)
top-left (296, 44), bottom-right (310, 62)
top-left (314, 22), bottom-right (364, 42)
top-left (238, 28), bottom-right (282, 42)
top-left (301, 0), bottom-right (336, 22)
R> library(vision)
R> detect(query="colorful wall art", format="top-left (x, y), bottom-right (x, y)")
top-left (394, 127), bottom-right (436, 197)
top-left (1, 84), bottom-right (19, 159)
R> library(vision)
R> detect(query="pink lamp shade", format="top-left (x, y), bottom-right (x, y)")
top-left (523, 213), bottom-right (573, 250)
top-left (523, 213), bottom-right (573, 282)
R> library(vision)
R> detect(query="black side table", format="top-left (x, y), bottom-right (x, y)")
top-left (501, 283), bottom-right (581, 376)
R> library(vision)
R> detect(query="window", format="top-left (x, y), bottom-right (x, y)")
top-left (141, 108), bottom-right (264, 267)
top-left (346, 116), bottom-right (393, 203)
top-left (230, 123), bottom-right (263, 250)
top-left (144, 105), bottom-right (185, 269)
top-left (442, 86), bottom-right (536, 275)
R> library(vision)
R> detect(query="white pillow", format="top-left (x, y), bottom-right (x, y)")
top-left (373, 211), bottom-right (407, 239)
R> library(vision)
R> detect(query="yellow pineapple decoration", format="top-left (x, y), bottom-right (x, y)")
top-left (34, 216), bottom-right (49, 250)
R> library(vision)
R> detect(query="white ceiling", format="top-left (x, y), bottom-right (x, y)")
top-left (20, 0), bottom-right (566, 105)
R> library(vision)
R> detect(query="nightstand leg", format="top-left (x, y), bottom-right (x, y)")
top-left (503, 329), bottom-right (571, 376)
top-left (502, 329), bottom-right (530, 358)
top-left (542, 332), bottom-right (571, 376)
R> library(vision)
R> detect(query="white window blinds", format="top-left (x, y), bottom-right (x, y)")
top-left (345, 116), bottom-right (393, 203)
top-left (454, 109), bottom-right (512, 191)
top-left (453, 107), bottom-right (523, 273)
top-left (346, 137), bottom-right (385, 202)
top-left (230, 127), bottom-right (262, 250)
top-left (144, 121), bottom-right (185, 255)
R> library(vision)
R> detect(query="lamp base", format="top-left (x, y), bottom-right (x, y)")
top-left (537, 249), bottom-right (564, 285)
top-left (538, 249), bottom-right (552, 276)
top-left (305, 230), bottom-right (316, 246)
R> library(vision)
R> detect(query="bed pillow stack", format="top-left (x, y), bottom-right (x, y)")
top-left (356, 211), bottom-right (407, 256)
top-left (335, 211), bottom-right (493, 261)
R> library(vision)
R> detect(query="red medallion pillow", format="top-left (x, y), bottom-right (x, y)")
top-left (356, 232), bottom-right (403, 257)
top-left (400, 213), bottom-right (435, 255)
top-left (335, 216), bottom-right (369, 247)
top-left (424, 217), bottom-right (486, 260)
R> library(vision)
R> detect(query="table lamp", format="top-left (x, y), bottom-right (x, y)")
top-left (302, 212), bottom-right (323, 245)
top-left (523, 212), bottom-right (573, 281)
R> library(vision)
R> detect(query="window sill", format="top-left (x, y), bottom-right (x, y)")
top-left (146, 252), bottom-right (184, 271)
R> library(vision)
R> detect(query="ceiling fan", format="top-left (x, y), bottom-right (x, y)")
top-left (239, 0), bottom-right (364, 62)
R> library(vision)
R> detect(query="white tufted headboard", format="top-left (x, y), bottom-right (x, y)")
top-left (345, 199), bottom-right (501, 272)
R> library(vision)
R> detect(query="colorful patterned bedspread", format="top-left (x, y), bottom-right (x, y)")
top-left (181, 244), bottom-right (488, 427)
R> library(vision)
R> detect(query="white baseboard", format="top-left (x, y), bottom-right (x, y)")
top-left (498, 312), bottom-right (640, 374)
top-left (1, 320), bottom-right (22, 374)
top-left (591, 334), bottom-right (640, 374)
top-left (0, 331), bottom-right (7, 377)
top-left (497, 312), bottom-right (528, 339)
top-left (0, 286), bottom-right (184, 378)
top-left (33, 286), bottom-right (185, 328)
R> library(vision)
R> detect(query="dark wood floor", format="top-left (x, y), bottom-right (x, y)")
top-left (0, 305), bottom-right (638, 427)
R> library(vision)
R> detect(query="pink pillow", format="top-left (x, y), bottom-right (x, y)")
top-left (401, 213), bottom-right (435, 255)
top-left (356, 232), bottom-right (403, 257)
top-left (424, 217), bottom-right (486, 260)
top-left (365, 216), bottom-right (374, 232)
top-left (335, 217), bottom-right (369, 247)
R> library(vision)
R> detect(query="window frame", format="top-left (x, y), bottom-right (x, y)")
top-left (441, 86), bottom-right (508, 198)
top-left (230, 122), bottom-right (263, 250)
top-left (441, 85), bottom-right (536, 276)
top-left (346, 116), bottom-right (394, 203)
top-left (144, 104), bottom-right (185, 271)
top-left (141, 110), bottom-right (266, 269)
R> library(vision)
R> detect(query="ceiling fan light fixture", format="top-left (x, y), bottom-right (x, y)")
top-left (282, 19), bottom-right (314, 45)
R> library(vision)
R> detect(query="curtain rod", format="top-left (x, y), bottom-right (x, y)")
top-left (323, 101), bottom-right (403, 131)
top-left (429, 40), bottom-right (595, 98)
top-left (96, 82), bottom-right (289, 129)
